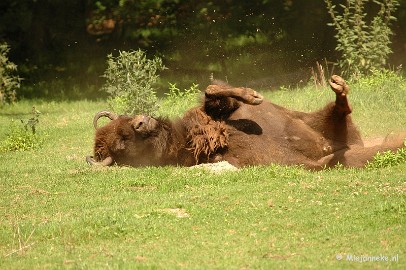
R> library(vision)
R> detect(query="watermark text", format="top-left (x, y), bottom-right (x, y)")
top-left (336, 253), bottom-right (399, 263)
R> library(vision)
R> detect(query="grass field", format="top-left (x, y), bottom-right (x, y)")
top-left (0, 73), bottom-right (405, 269)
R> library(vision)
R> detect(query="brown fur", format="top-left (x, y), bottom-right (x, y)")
top-left (89, 75), bottom-right (405, 169)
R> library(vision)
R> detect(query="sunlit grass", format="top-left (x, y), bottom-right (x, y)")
top-left (0, 73), bottom-right (405, 269)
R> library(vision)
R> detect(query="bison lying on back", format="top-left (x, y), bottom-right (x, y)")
top-left (86, 75), bottom-right (405, 169)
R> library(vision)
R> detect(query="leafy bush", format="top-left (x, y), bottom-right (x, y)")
top-left (0, 107), bottom-right (44, 152)
top-left (353, 68), bottom-right (405, 90)
top-left (101, 49), bottom-right (166, 116)
top-left (325, 0), bottom-right (399, 78)
top-left (366, 145), bottom-right (406, 169)
top-left (158, 83), bottom-right (201, 118)
top-left (0, 43), bottom-right (21, 105)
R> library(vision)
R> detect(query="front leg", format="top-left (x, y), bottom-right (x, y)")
top-left (206, 84), bottom-right (263, 105)
top-left (204, 84), bottom-right (263, 120)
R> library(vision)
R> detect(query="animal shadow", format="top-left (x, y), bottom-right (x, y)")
top-left (225, 119), bottom-right (263, 135)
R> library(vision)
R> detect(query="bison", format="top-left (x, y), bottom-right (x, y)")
top-left (86, 75), bottom-right (405, 170)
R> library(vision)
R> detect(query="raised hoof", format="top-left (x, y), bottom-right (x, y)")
top-left (329, 75), bottom-right (349, 96)
top-left (243, 89), bottom-right (264, 105)
top-left (237, 87), bottom-right (264, 105)
top-left (329, 75), bottom-right (352, 115)
top-left (205, 85), bottom-right (264, 105)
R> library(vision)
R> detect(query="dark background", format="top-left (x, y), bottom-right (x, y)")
top-left (1, 0), bottom-right (406, 99)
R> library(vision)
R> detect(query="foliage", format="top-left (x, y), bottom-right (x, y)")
top-left (325, 0), bottom-right (399, 78)
top-left (101, 49), bottom-right (166, 116)
top-left (0, 106), bottom-right (43, 152)
top-left (368, 147), bottom-right (406, 168)
top-left (158, 83), bottom-right (201, 118)
top-left (366, 143), bottom-right (406, 168)
top-left (166, 82), bottom-right (200, 100)
top-left (2, 1), bottom-right (406, 100)
top-left (0, 42), bottom-right (21, 105)
top-left (353, 67), bottom-right (405, 89)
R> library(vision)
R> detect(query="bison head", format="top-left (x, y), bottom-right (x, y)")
top-left (86, 111), bottom-right (172, 166)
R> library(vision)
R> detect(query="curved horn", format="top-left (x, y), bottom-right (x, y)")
top-left (86, 156), bottom-right (114, 166)
top-left (93, 110), bottom-right (118, 129)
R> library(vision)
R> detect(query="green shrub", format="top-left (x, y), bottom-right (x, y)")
top-left (158, 83), bottom-right (201, 118)
top-left (353, 68), bottom-right (405, 90)
top-left (366, 142), bottom-right (406, 169)
top-left (0, 107), bottom-right (44, 152)
top-left (325, 0), bottom-right (399, 78)
top-left (0, 43), bottom-right (21, 105)
top-left (101, 49), bottom-right (166, 116)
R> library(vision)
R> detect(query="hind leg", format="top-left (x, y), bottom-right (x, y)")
top-left (318, 138), bottom-right (406, 168)
top-left (299, 75), bottom-right (363, 152)
top-left (329, 75), bottom-right (352, 116)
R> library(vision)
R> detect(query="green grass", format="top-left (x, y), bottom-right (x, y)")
top-left (0, 73), bottom-right (405, 269)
